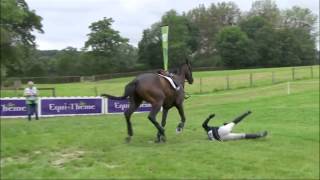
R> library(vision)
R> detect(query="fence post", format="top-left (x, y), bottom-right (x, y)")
top-left (94, 87), bottom-right (98, 96)
top-left (226, 75), bottom-right (230, 90)
top-left (292, 67), bottom-right (295, 80)
top-left (14, 80), bottom-right (22, 89)
top-left (14, 88), bottom-right (18, 97)
top-left (80, 76), bottom-right (84, 82)
top-left (249, 73), bottom-right (253, 87)
top-left (200, 77), bottom-right (203, 93)
top-left (310, 66), bottom-right (313, 79)
top-left (52, 88), bottom-right (56, 97)
top-left (272, 72), bottom-right (275, 84)
top-left (287, 82), bottom-right (290, 95)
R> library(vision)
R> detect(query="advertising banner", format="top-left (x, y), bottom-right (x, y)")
top-left (41, 98), bottom-right (103, 116)
top-left (0, 98), bottom-right (28, 117)
top-left (1, 97), bottom-right (153, 118)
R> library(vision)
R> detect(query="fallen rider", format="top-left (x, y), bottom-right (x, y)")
top-left (202, 111), bottom-right (268, 141)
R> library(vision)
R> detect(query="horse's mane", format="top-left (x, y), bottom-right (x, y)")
top-left (169, 67), bottom-right (179, 75)
top-left (169, 62), bottom-right (190, 75)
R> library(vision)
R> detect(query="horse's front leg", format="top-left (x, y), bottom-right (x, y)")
top-left (176, 104), bottom-right (186, 133)
top-left (161, 108), bottom-right (169, 128)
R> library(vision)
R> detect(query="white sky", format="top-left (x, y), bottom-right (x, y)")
top-left (25, 0), bottom-right (319, 50)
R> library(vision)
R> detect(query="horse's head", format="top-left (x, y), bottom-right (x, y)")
top-left (181, 59), bottom-right (194, 84)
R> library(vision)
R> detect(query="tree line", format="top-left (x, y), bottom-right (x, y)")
top-left (1, 0), bottom-right (318, 79)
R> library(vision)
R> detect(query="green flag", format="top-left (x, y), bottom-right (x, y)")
top-left (161, 26), bottom-right (169, 71)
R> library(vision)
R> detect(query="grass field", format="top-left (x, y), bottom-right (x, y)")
top-left (1, 78), bottom-right (319, 179)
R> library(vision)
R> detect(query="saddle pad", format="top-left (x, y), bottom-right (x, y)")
top-left (158, 74), bottom-right (180, 90)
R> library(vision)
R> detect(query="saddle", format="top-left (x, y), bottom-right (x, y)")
top-left (157, 70), bottom-right (180, 91)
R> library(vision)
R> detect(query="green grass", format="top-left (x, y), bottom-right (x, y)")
top-left (1, 79), bottom-right (319, 179)
top-left (1, 65), bottom-right (319, 97)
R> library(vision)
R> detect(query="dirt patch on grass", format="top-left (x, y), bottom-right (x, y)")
top-left (34, 150), bottom-right (42, 155)
top-left (1, 149), bottom-right (86, 168)
top-left (1, 156), bottom-right (30, 167)
top-left (50, 150), bottom-right (85, 167)
top-left (101, 162), bottom-right (121, 169)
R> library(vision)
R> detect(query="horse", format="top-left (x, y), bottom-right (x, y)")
top-left (101, 59), bottom-right (193, 143)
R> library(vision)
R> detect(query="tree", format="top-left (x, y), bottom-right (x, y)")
top-left (281, 6), bottom-right (317, 32)
top-left (187, 2), bottom-right (240, 66)
top-left (241, 9), bottom-right (317, 67)
top-left (248, 0), bottom-right (281, 26)
top-left (116, 43), bottom-right (138, 71)
top-left (54, 47), bottom-right (81, 76)
top-left (280, 6), bottom-right (318, 65)
top-left (240, 16), bottom-right (269, 39)
top-left (239, 16), bottom-right (278, 66)
top-left (84, 17), bottom-right (128, 54)
top-left (138, 10), bottom-right (199, 69)
top-left (83, 17), bottom-right (136, 74)
top-left (161, 10), bottom-right (199, 67)
top-left (216, 27), bottom-right (256, 68)
top-left (138, 23), bottom-right (163, 68)
top-left (1, 0), bottom-right (43, 78)
top-left (186, 5), bottom-right (216, 67)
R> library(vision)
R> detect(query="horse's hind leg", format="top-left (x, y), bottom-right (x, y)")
top-left (124, 109), bottom-right (134, 143)
top-left (148, 103), bottom-right (165, 143)
top-left (124, 97), bottom-right (142, 143)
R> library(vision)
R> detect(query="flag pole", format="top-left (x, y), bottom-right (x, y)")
top-left (161, 25), bottom-right (169, 71)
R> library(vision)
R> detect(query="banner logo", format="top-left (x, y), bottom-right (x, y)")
top-left (41, 98), bottom-right (102, 115)
top-left (107, 99), bottom-right (152, 113)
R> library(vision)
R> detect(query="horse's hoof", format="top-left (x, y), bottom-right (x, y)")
top-left (125, 136), bottom-right (132, 143)
top-left (154, 138), bottom-right (161, 143)
top-left (154, 137), bottom-right (166, 143)
top-left (176, 128), bottom-right (183, 134)
top-left (155, 133), bottom-right (160, 143)
top-left (176, 123), bottom-right (184, 134)
top-left (155, 134), bottom-right (166, 143)
top-left (160, 135), bottom-right (166, 142)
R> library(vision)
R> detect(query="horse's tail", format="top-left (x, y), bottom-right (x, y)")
top-left (101, 80), bottom-right (137, 100)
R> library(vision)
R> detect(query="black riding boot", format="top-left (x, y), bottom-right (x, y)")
top-left (245, 131), bottom-right (268, 139)
top-left (233, 111), bottom-right (252, 124)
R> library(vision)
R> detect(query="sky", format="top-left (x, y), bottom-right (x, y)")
top-left (25, 0), bottom-right (319, 50)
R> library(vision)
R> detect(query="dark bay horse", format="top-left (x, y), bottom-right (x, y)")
top-left (101, 60), bottom-right (193, 142)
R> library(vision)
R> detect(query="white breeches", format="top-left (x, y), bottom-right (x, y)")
top-left (218, 123), bottom-right (246, 141)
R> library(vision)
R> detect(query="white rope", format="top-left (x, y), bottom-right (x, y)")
top-left (191, 80), bottom-right (318, 97)
top-left (287, 81), bottom-right (319, 84)
top-left (192, 83), bottom-right (285, 97)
